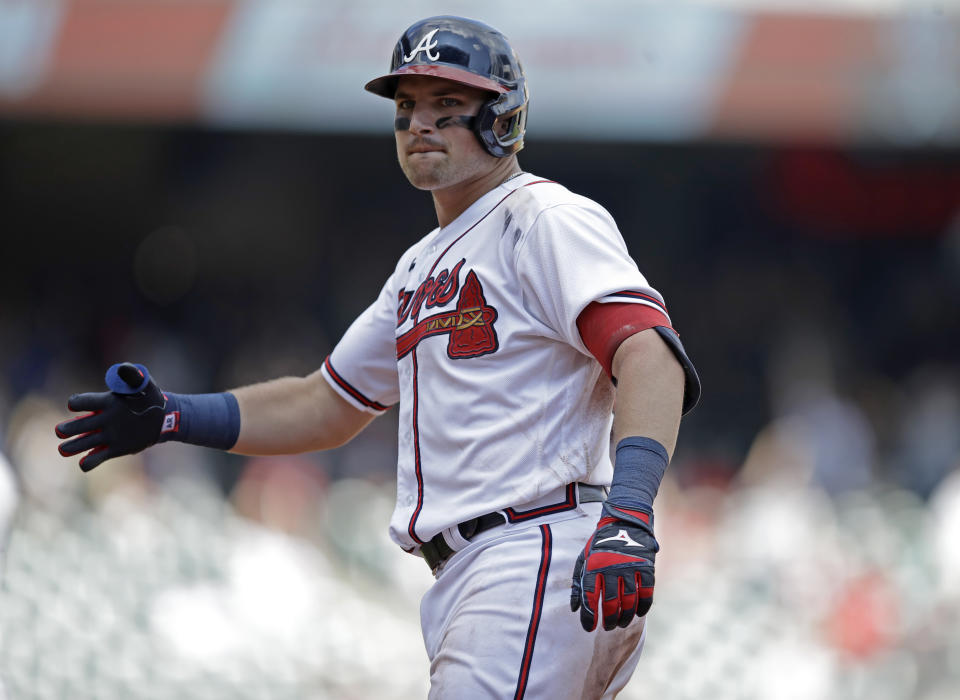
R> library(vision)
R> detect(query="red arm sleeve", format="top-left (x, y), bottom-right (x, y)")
top-left (576, 302), bottom-right (672, 379)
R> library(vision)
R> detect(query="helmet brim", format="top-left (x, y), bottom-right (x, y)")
top-left (365, 64), bottom-right (510, 99)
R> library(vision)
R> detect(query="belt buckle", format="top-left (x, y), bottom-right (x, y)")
top-left (423, 516), bottom-right (484, 575)
top-left (421, 533), bottom-right (454, 575)
top-left (457, 517), bottom-right (480, 540)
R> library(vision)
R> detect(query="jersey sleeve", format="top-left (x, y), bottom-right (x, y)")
top-left (515, 202), bottom-right (702, 414)
top-left (321, 273), bottom-right (401, 414)
top-left (514, 202), bottom-right (668, 355)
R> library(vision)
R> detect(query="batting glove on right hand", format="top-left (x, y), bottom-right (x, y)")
top-left (55, 363), bottom-right (169, 472)
top-left (570, 502), bottom-right (658, 632)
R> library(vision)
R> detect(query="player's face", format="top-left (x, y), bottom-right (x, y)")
top-left (393, 76), bottom-right (499, 191)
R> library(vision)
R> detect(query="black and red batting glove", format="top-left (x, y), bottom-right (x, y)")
top-left (55, 362), bottom-right (169, 472)
top-left (571, 501), bottom-right (658, 632)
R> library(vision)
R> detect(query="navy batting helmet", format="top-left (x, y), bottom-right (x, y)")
top-left (365, 16), bottom-right (528, 158)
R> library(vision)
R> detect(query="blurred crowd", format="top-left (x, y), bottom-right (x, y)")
top-left (0, 340), bottom-right (958, 699)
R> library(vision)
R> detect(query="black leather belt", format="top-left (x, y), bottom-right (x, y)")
top-left (420, 483), bottom-right (607, 574)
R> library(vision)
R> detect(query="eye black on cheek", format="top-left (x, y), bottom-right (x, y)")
top-left (394, 117), bottom-right (411, 131)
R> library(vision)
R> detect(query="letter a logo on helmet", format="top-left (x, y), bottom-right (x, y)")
top-left (365, 16), bottom-right (530, 158)
top-left (403, 28), bottom-right (440, 63)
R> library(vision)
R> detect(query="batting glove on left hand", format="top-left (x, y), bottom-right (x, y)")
top-left (55, 363), bottom-right (169, 472)
top-left (571, 502), bottom-right (658, 632)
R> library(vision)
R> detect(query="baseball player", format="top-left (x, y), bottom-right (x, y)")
top-left (56, 16), bottom-right (700, 699)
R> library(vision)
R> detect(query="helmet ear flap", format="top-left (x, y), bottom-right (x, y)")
top-left (474, 80), bottom-right (528, 158)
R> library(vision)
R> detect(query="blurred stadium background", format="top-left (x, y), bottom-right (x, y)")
top-left (2, 0), bottom-right (960, 698)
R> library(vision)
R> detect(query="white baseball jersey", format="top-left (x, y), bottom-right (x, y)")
top-left (321, 172), bottom-right (671, 552)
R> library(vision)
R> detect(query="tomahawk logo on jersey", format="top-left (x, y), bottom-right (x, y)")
top-left (396, 263), bottom-right (499, 360)
top-left (321, 173), bottom-right (687, 552)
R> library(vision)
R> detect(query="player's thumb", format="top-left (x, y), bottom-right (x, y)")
top-left (117, 363), bottom-right (145, 389)
top-left (105, 362), bottom-right (151, 394)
